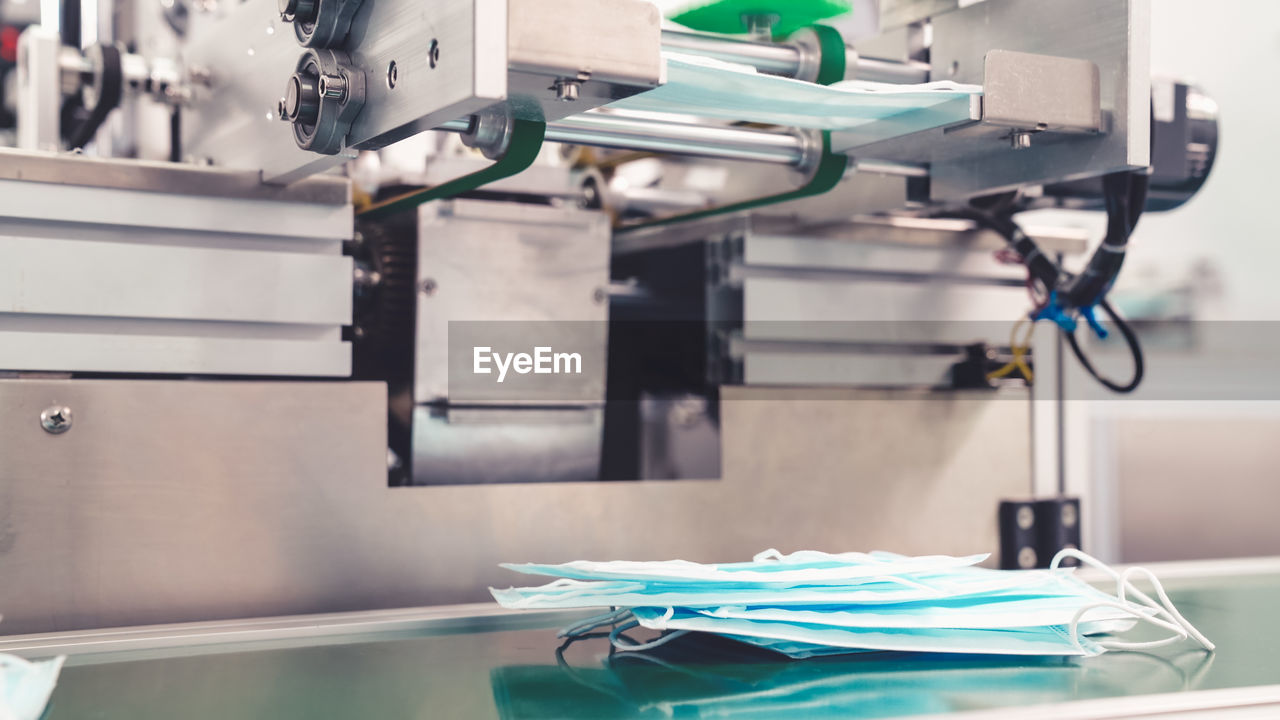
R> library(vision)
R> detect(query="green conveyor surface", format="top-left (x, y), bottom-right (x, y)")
top-left (28, 571), bottom-right (1280, 718)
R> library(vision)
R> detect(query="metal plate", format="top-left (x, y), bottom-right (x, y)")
top-left (0, 378), bottom-right (1031, 634)
top-left (0, 156), bottom-right (354, 376)
top-left (0, 149), bottom-right (350, 205)
top-left (415, 199), bottom-right (611, 405)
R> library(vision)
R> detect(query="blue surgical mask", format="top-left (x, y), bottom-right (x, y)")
top-left (501, 549), bottom-right (990, 587)
top-left (493, 548), bottom-right (1214, 658)
top-left (629, 606), bottom-right (1111, 657)
top-left (1, 654), bottom-right (65, 720)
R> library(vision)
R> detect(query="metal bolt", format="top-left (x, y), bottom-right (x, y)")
top-left (40, 405), bottom-right (73, 434)
top-left (1011, 131), bottom-right (1033, 150)
top-left (553, 78), bottom-right (580, 102)
top-left (1017, 546), bottom-right (1038, 569)
top-left (428, 39), bottom-right (440, 69)
top-left (1061, 503), bottom-right (1078, 528)
top-left (1015, 505), bottom-right (1035, 530)
top-left (742, 12), bottom-right (779, 39)
top-left (592, 287), bottom-right (608, 305)
top-left (318, 73), bottom-right (347, 101)
top-left (420, 278), bottom-right (438, 296)
top-left (386, 60), bottom-right (398, 89)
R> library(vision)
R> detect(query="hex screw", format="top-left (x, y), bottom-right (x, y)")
top-left (40, 405), bottom-right (73, 434)
top-left (420, 278), bottom-right (438, 296)
top-left (1011, 131), bottom-right (1033, 150)
top-left (554, 78), bottom-right (580, 102)
top-left (318, 73), bottom-right (347, 101)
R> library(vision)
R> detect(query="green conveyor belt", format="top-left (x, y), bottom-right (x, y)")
top-left (22, 570), bottom-right (1280, 719)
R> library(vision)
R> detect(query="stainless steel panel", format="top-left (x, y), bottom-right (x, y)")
top-left (879, 0), bottom-right (964, 30)
top-left (740, 347), bottom-right (964, 387)
top-left (0, 330), bottom-right (351, 376)
top-left (0, 378), bottom-right (1032, 635)
top-left (0, 149), bottom-right (350, 205)
top-left (0, 178), bottom-right (352, 241)
top-left (411, 406), bottom-right (602, 484)
top-left (0, 379), bottom-right (389, 634)
top-left (614, 213), bottom-right (1089, 257)
top-left (0, 237), bottom-right (352, 325)
top-left (415, 199), bottom-right (610, 405)
top-left (0, 157), bottom-right (353, 376)
top-left (741, 233), bottom-right (1028, 279)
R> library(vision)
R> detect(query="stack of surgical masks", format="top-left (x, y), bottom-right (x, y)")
top-left (491, 549), bottom-right (1214, 658)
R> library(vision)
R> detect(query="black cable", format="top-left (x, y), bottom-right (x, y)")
top-left (1065, 298), bottom-right (1144, 393)
top-left (67, 44), bottom-right (123, 149)
top-left (949, 206), bottom-right (1062, 291)
top-left (948, 170), bottom-right (1150, 395)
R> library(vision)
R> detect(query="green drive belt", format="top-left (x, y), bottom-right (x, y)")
top-left (358, 119), bottom-right (547, 221)
top-left (615, 130), bottom-right (847, 233)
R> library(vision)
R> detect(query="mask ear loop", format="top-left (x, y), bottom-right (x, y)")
top-left (559, 608), bottom-right (632, 639)
top-left (609, 620), bottom-right (691, 652)
top-left (1051, 548), bottom-right (1214, 652)
top-left (1068, 602), bottom-right (1188, 654)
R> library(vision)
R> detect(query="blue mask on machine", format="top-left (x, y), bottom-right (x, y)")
top-left (0, 653), bottom-right (65, 720)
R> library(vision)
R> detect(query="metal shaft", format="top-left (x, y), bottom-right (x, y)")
top-left (660, 29), bottom-right (801, 77)
top-left (660, 29), bottom-right (929, 84)
top-left (442, 111), bottom-right (931, 176)
top-left (440, 112), bottom-right (807, 167)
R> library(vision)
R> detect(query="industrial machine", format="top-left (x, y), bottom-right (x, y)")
top-left (3, 0), bottom-right (1267, 716)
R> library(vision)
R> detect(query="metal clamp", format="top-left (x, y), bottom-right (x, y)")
top-left (279, 48), bottom-right (366, 155)
top-left (279, 0), bottom-right (365, 48)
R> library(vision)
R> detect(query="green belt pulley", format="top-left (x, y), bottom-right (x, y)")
top-left (616, 23), bottom-right (851, 233)
top-left (615, 130), bottom-right (848, 233)
top-left (358, 119), bottom-right (547, 221)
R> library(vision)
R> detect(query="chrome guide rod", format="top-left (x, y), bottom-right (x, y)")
top-left (439, 113), bottom-right (805, 166)
top-left (439, 112), bottom-right (930, 175)
top-left (660, 29), bottom-right (930, 84)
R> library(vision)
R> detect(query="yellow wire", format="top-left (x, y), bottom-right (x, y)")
top-left (987, 318), bottom-right (1036, 383)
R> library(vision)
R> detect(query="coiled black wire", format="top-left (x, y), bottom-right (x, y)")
top-left (1065, 297), bottom-right (1145, 394)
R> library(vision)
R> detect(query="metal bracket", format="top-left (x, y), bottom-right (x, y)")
top-left (982, 50), bottom-right (1102, 134)
top-left (357, 117), bottom-right (548, 220)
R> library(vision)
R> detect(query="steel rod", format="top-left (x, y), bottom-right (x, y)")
top-left (660, 29), bottom-right (800, 76)
top-left (439, 112), bottom-right (807, 166)
top-left (661, 28), bottom-right (930, 84)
